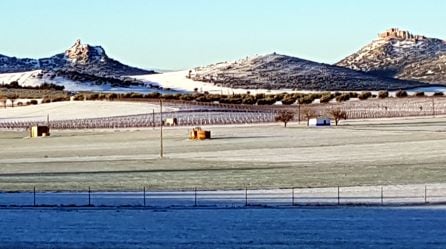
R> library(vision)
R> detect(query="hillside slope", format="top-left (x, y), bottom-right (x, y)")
top-left (189, 53), bottom-right (428, 91)
top-left (337, 28), bottom-right (446, 84)
top-left (0, 40), bottom-right (155, 77)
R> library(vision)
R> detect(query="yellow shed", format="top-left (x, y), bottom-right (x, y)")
top-left (189, 127), bottom-right (211, 140)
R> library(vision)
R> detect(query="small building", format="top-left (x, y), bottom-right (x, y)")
top-left (189, 127), bottom-right (211, 140)
top-left (30, 125), bottom-right (50, 138)
top-left (308, 117), bottom-right (331, 127)
top-left (164, 118), bottom-right (178, 126)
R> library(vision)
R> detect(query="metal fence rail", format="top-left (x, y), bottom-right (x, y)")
top-left (0, 184), bottom-right (444, 208)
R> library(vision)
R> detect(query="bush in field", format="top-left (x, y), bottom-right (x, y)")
top-left (106, 93), bottom-right (118, 101)
top-left (299, 95), bottom-right (315, 104)
top-left (275, 110), bottom-right (295, 127)
top-left (256, 98), bottom-right (276, 105)
top-left (272, 93), bottom-right (286, 101)
top-left (378, 91), bottom-right (389, 99)
top-left (41, 96), bottom-right (52, 103)
top-left (433, 92), bottom-right (444, 96)
top-left (255, 93), bottom-right (266, 100)
top-left (281, 95), bottom-right (297, 105)
top-left (415, 92), bottom-right (425, 97)
top-left (179, 94), bottom-right (195, 101)
top-left (358, 92), bottom-right (372, 100)
top-left (29, 100), bottom-right (38, 105)
top-left (336, 93), bottom-right (350, 102)
top-left (320, 94), bottom-right (334, 103)
top-left (242, 96), bottom-right (257, 105)
top-left (206, 94), bottom-right (224, 102)
top-left (161, 94), bottom-right (179, 100)
top-left (86, 93), bottom-right (99, 100)
top-left (225, 97), bottom-right (243, 104)
top-left (51, 96), bottom-right (69, 102)
top-left (144, 92), bottom-right (161, 99)
top-left (73, 94), bottom-right (85, 101)
top-left (348, 92), bottom-right (359, 98)
top-left (396, 90), bottom-right (408, 98)
top-left (310, 93), bottom-right (323, 100)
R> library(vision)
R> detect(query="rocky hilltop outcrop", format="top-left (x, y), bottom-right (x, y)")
top-left (189, 53), bottom-right (428, 91)
top-left (337, 28), bottom-right (446, 84)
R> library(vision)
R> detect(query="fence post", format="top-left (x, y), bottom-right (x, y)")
top-left (143, 186), bottom-right (146, 207)
top-left (381, 186), bottom-right (384, 205)
top-left (337, 186), bottom-right (340, 205)
top-left (88, 187), bottom-right (91, 207)
top-left (33, 186), bottom-right (36, 207)
top-left (425, 185), bottom-right (428, 204)
top-left (194, 187), bottom-right (198, 207)
top-left (245, 187), bottom-right (248, 207)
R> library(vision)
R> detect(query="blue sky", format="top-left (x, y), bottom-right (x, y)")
top-left (1, 0), bottom-right (445, 70)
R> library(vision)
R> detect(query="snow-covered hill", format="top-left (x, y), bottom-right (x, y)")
top-left (337, 28), bottom-right (446, 84)
top-left (0, 40), bottom-right (154, 77)
top-left (187, 53), bottom-right (428, 91)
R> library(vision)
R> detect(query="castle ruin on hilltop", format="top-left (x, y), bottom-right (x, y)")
top-left (378, 28), bottom-right (426, 41)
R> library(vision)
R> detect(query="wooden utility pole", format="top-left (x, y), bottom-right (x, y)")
top-left (432, 97), bottom-right (436, 117)
top-left (160, 99), bottom-right (164, 158)
top-left (297, 104), bottom-right (301, 124)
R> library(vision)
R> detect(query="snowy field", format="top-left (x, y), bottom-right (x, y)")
top-left (2, 117), bottom-right (446, 191)
top-left (1, 206), bottom-right (446, 248)
top-left (0, 101), bottom-right (175, 121)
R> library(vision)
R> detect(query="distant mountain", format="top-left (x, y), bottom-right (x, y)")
top-left (0, 40), bottom-right (157, 89)
top-left (189, 53), bottom-right (428, 91)
top-left (337, 28), bottom-right (446, 84)
top-left (0, 39), bottom-right (155, 77)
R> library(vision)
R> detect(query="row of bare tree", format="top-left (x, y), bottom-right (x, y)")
top-left (275, 108), bottom-right (347, 127)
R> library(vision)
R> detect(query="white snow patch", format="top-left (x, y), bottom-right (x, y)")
top-left (0, 101), bottom-right (175, 121)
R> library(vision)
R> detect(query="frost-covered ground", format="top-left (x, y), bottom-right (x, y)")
top-left (0, 206), bottom-right (445, 248)
top-left (0, 101), bottom-right (175, 121)
top-left (2, 119), bottom-right (446, 191)
top-left (133, 70), bottom-right (300, 95)
top-left (0, 70), bottom-right (179, 94)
